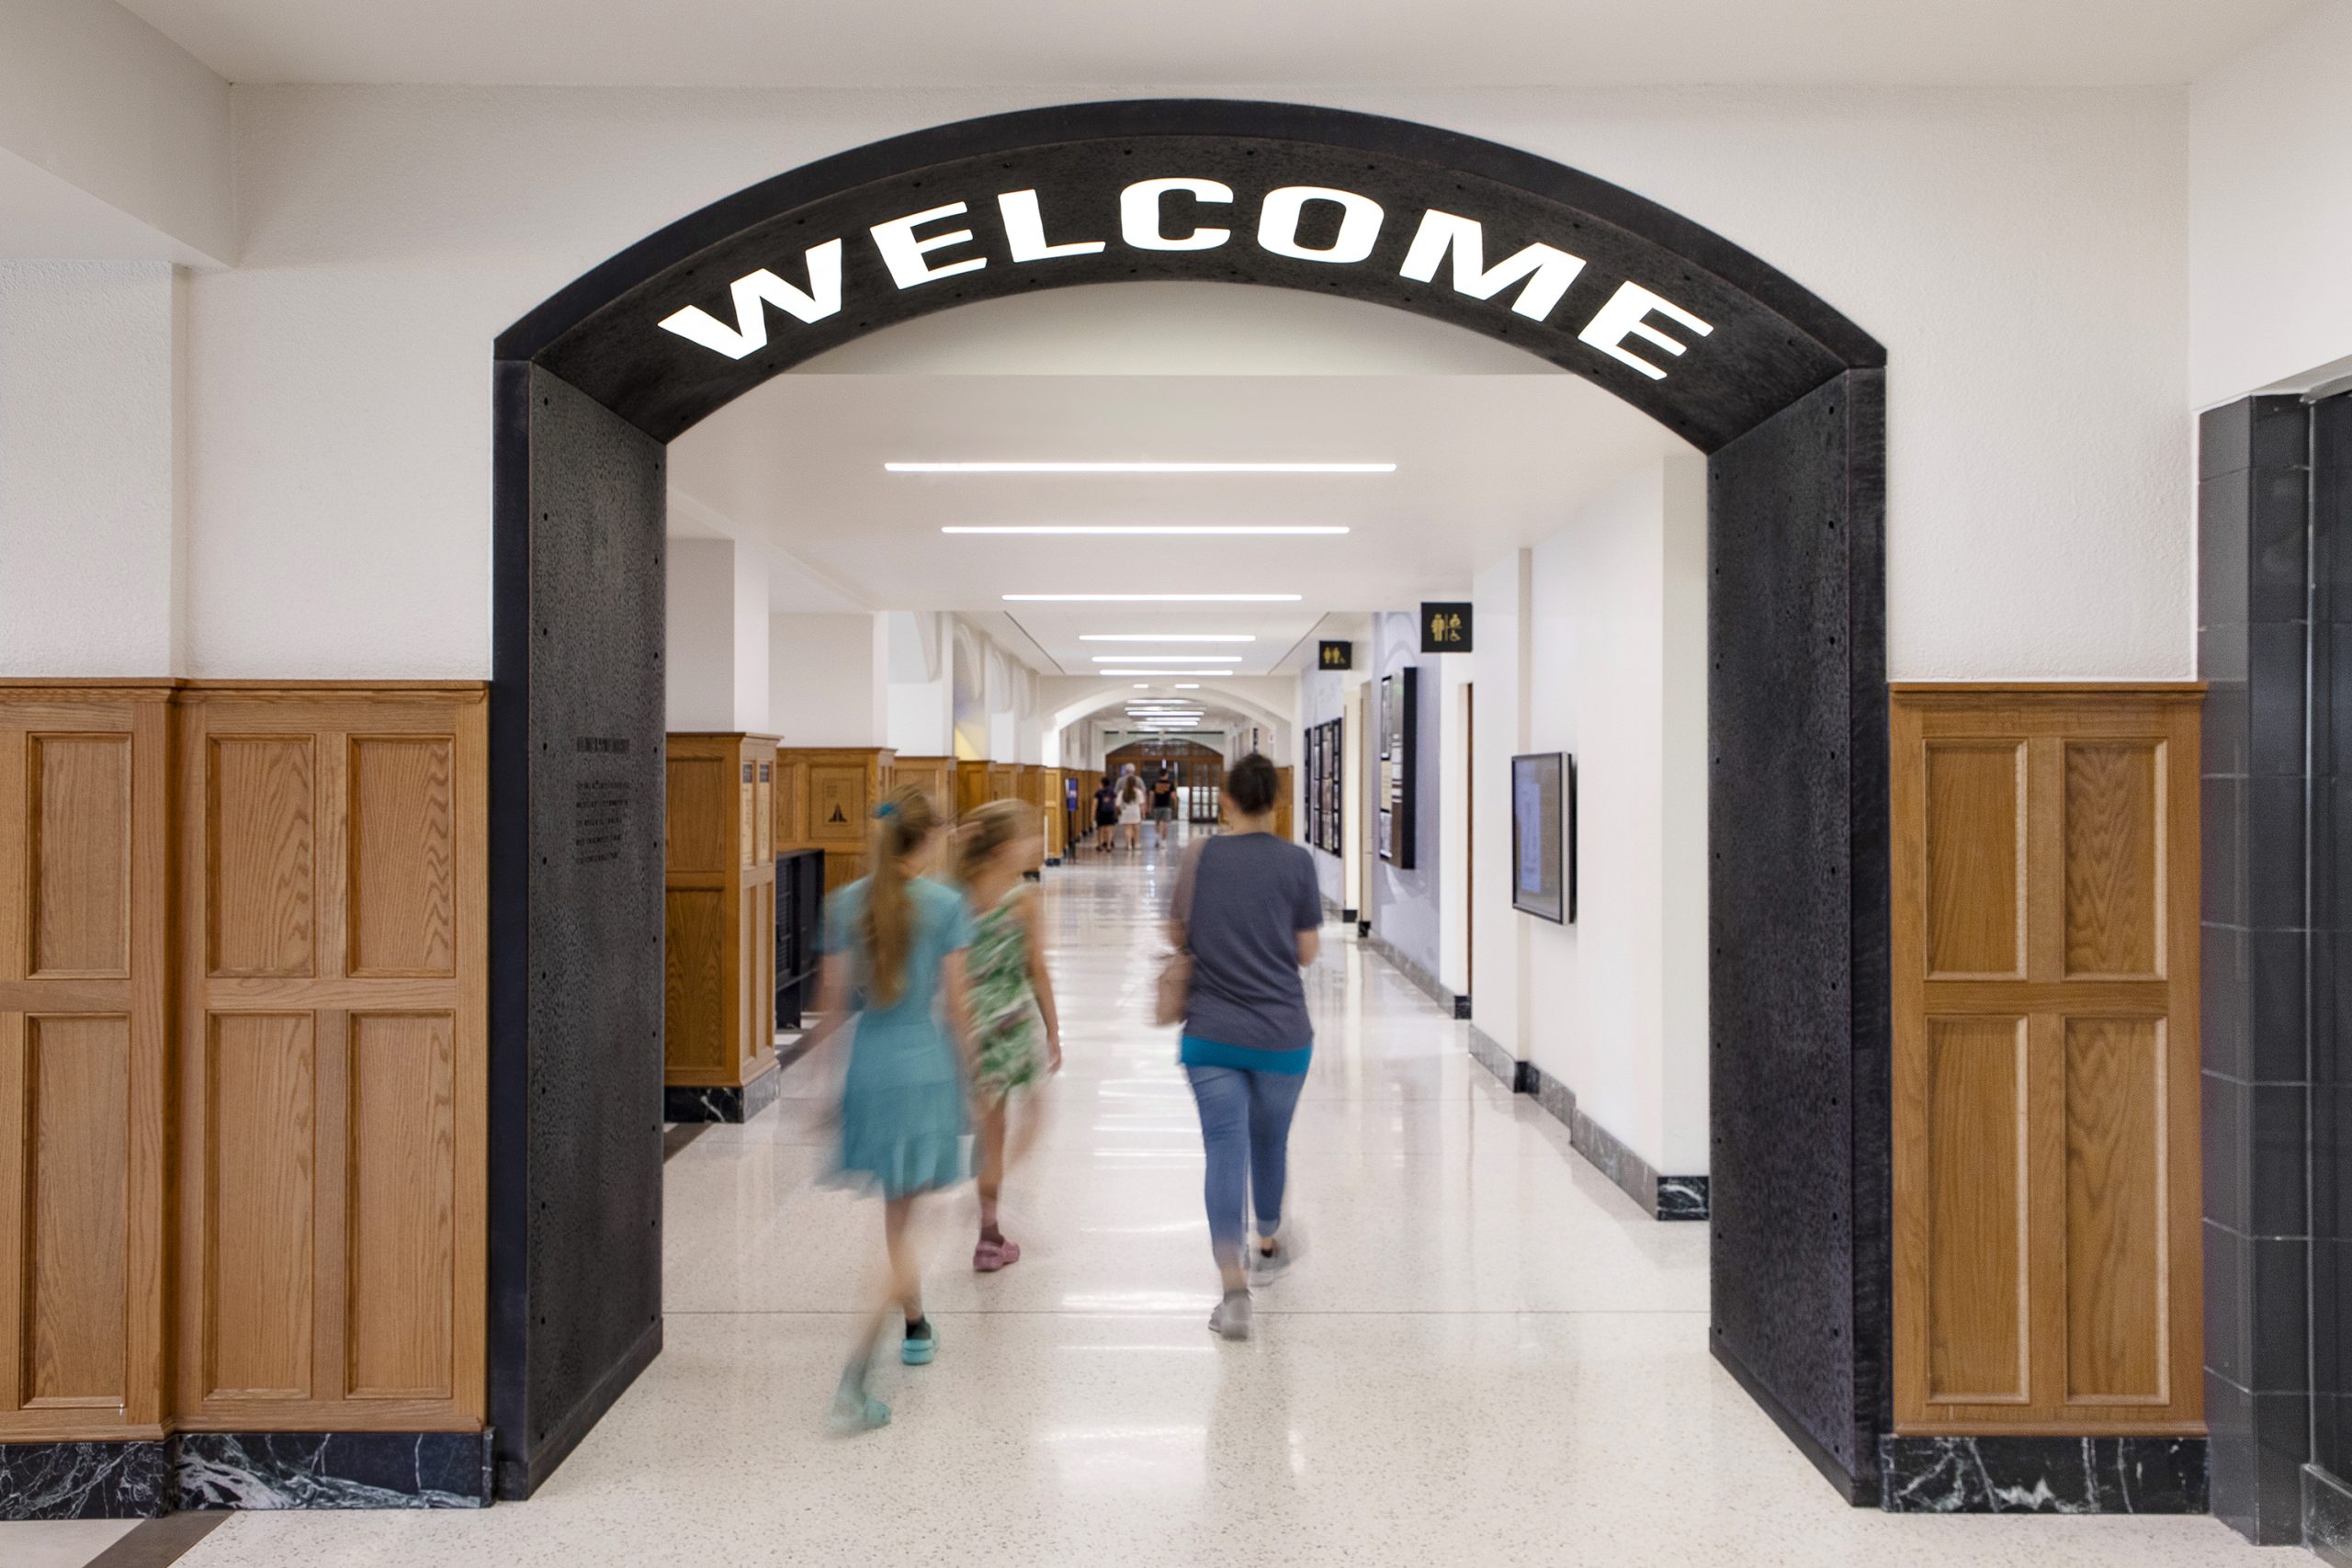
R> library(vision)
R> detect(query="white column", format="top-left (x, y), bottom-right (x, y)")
top-left (767, 612), bottom-right (887, 746)
top-left (0, 262), bottom-right (182, 676)
top-left (663, 537), bottom-right (769, 732)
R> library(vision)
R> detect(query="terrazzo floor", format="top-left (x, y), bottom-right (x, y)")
top-left (9, 834), bottom-right (2296, 1565)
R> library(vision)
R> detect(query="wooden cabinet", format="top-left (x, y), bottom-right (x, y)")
top-left (1890, 685), bottom-right (2202, 1435)
top-left (956, 760), bottom-right (992, 818)
top-left (776, 746), bottom-right (893, 894)
top-left (665, 734), bottom-right (777, 1097)
top-left (889, 755), bottom-right (956, 820)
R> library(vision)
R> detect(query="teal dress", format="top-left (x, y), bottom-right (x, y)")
top-left (823, 875), bottom-right (976, 1198)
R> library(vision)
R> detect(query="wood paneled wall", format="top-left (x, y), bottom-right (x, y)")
top-left (0, 681), bottom-right (487, 1444)
top-left (955, 761), bottom-right (992, 820)
top-left (1890, 685), bottom-right (2201, 1435)
top-left (776, 747), bottom-right (893, 895)
top-left (889, 756), bottom-right (955, 822)
top-left (664, 735), bottom-right (777, 1094)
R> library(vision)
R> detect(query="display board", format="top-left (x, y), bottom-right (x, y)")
top-left (1511, 752), bottom-right (1574, 923)
top-left (1377, 669), bottom-right (1418, 868)
top-left (1304, 717), bottom-right (1344, 855)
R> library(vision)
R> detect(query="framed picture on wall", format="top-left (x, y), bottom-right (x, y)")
top-left (1510, 752), bottom-right (1574, 923)
top-left (1377, 670), bottom-right (1417, 868)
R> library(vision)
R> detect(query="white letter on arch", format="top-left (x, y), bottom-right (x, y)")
top-left (998, 189), bottom-right (1106, 262)
top-left (1576, 280), bottom-right (1714, 380)
top-left (656, 240), bottom-right (844, 360)
top-left (1120, 177), bottom-right (1233, 251)
top-left (870, 202), bottom-right (988, 289)
top-left (1257, 186), bottom-right (1385, 265)
top-left (1398, 209), bottom-right (1587, 322)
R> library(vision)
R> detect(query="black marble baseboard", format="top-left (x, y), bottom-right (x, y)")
top-left (662, 1062), bottom-right (781, 1124)
top-left (2308, 1462), bottom-right (2352, 1565)
top-left (1, 1431), bottom-right (492, 1518)
top-left (1465, 1024), bottom-right (1519, 1089)
top-left (1340, 907), bottom-right (1357, 922)
top-left (1472, 1051), bottom-right (1708, 1222)
top-left (0, 1440), bottom-right (169, 1519)
top-left (1356, 919), bottom-right (1370, 938)
top-left (1878, 1436), bottom-right (2207, 1515)
top-left (1363, 931), bottom-right (1465, 1019)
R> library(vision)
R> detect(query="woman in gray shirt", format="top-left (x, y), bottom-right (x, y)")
top-left (1168, 753), bottom-right (1322, 1340)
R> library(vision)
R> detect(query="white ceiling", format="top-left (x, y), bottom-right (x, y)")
top-left (119, 0), bottom-right (2310, 87)
top-left (667, 368), bottom-right (1689, 678)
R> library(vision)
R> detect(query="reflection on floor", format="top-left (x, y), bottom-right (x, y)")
top-left (15, 834), bottom-right (2282, 1565)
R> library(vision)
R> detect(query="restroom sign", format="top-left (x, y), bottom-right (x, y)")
top-left (651, 173), bottom-right (1714, 386)
top-left (1318, 640), bottom-right (1353, 671)
top-left (1421, 603), bottom-right (1473, 654)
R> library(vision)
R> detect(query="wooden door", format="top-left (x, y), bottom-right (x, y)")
top-left (1890, 685), bottom-right (2201, 1435)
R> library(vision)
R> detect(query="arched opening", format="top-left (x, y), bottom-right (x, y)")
top-left (491, 98), bottom-right (1886, 1502)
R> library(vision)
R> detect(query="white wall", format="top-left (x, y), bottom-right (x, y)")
top-left (1473, 456), bottom-right (1711, 1177)
top-left (884, 611), bottom-right (956, 756)
top-left (54, 83), bottom-right (2192, 685)
top-left (2190, 2), bottom-right (2352, 404)
top-left (0, 261), bottom-right (182, 676)
top-left (768, 612), bottom-right (888, 746)
top-left (663, 537), bottom-right (769, 731)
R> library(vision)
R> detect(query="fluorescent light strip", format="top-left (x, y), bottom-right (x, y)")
top-left (1174, 683), bottom-right (1201, 689)
top-left (1098, 670), bottom-right (1235, 677)
top-left (944, 525), bottom-right (1346, 536)
top-left (1004, 593), bottom-right (1300, 603)
top-left (1081, 635), bottom-right (1256, 643)
top-left (890, 462), bottom-right (1393, 475)
top-left (1090, 655), bottom-right (1242, 663)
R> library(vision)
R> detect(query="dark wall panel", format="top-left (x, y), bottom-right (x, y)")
top-left (1707, 368), bottom-right (1889, 1501)
top-left (489, 365), bottom-right (669, 1497)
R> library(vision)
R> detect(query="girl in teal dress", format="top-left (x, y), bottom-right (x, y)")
top-left (799, 784), bottom-right (977, 1432)
top-left (954, 800), bottom-right (1063, 1273)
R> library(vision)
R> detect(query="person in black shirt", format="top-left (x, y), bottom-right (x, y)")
top-left (1091, 774), bottom-right (1118, 855)
top-left (1150, 767), bottom-right (1179, 847)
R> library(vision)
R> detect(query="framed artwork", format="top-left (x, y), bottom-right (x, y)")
top-left (1510, 752), bottom-right (1575, 923)
top-left (1377, 670), bottom-right (1417, 868)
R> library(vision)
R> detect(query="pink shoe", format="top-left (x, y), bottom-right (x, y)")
top-left (973, 1235), bottom-right (1022, 1272)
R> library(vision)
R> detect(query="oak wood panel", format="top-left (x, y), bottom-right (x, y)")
top-left (1890, 684), bottom-right (2202, 1437)
top-left (665, 756), bottom-right (730, 873)
top-left (204, 1012), bottom-right (315, 1399)
top-left (1921, 1016), bottom-right (2030, 1404)
top-left (347, 737), bottom-right (456, 977)
top-left (346, 1011), bottom-right (456, 1399)
top-left (2063, 742), bottom-right (2163, 980)
top-left (173, 682), bottom-right (486, 1435)
top-left (890, 756), bottom-right (955, 821)
top-left (0, 684), bottom-right (170, 1439)
top-left (2063, 1016), bottom-right (2166, 1404)
top-left (207, 737), bottom-right (315, 978)
top-left (956, 760), bottom-right (989, 818)
top-left (24, 1014), bottom-right (130, 1406)
top-left (1923, 741), bottom-right (2024, 979)
top-left (29, 736), bottom-right (132, 977)
top-left (663, 889), bottom-right (728, 1074)
top-left (666, 735), bottom-right (779, 1090)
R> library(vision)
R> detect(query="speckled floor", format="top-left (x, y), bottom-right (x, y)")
top-left (12, 836), bottom-right (2289, 1565)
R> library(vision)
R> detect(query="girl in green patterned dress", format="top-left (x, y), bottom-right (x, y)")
top-left (955, 799), bottom-right (1063, 1271)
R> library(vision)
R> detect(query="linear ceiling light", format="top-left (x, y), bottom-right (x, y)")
top-left (890, 462), bottom-right (1393, 475)
top-left (1098, 669), bottom-right (1234, 677)
top-left (944, 525), bottom-right (1346, 536)
top-left (1174, 683), bottom-right (1202, 689)
top-left (1091, 654), bottom-right (1242, 663)
top-left (1081, 635), bottom-right (1257, 643)
top-left (1004, 593), bottom-right (1300, 603)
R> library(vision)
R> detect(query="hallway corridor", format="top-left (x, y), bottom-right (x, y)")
top-left (88, 845), bottom-right (2273, 1566)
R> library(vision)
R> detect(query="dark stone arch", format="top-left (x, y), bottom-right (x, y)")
top-left (490, 98), bottom-right (1889, 1505)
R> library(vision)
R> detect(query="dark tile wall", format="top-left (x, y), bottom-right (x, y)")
top-left (2199, 395), bottom-right (2315, 1545)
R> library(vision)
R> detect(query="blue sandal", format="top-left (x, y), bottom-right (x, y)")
top-left (901, 1320), bottom-right (937, 1366)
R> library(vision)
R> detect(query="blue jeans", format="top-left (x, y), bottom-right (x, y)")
top-left (1184, 1065), bottom-right (1307, 1269)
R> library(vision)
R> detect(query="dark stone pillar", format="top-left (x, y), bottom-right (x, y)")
top-left (2199, 394), bottom-right (2313, 1545)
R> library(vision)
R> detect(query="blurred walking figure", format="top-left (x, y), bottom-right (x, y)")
top-left (1117, 766), bottom-right (1147, 852)
top-left (1150, 765), bottom-right (1179, 849)
top-left (798, 785), bottom-right (978, 1431)
top-left (955, 800), bottom-right (1064, 1272)
top-left (1166, 753), bottom-right (1323, 1340)
top-left (1092, 773), bottom-right (1119, 855)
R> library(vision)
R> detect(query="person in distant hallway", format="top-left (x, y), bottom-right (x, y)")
top-left (1093, 773), bottom-right (1119, 854)
top-left (1150, 765), bottom-right (1179, 848)
top-left (799, 784), bottom-right (976, 1431)
top-left (955, 800), bottom-right (1063, 1272)
top-left (1166, 753), bottom-right (1322, 1340)
top-left (1117, 766), bottom-right (1148, 852)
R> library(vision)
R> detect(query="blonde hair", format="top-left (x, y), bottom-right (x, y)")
top-left (956, 798), bottom-right (1031, 885)
top-left (859, 784), bottom-right (940, 1010)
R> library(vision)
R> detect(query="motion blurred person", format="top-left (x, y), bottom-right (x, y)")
top-left (1151, 765), bottom-right (1179, 848)
top-left (797, 785), bottom-right (977, 1431)
top-left (1092, 773), bottom-right (1119, 854)
top-left (1117, 766), bottom-right (1147, 852)
top-left (1165, 753), bottom-right (1322, 1339)
top-left (955, 800), bottom-right (1064, 1271)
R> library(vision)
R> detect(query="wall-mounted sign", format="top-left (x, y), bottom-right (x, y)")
top-left (1318, 639), bottom-right (1353, 671)
top-left (1420, 603), bottom-right (1473, 654)
top-left (1511, 752), bottom-right (1575, 924)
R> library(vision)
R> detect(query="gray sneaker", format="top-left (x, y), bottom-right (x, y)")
top-left (1208, 1290), bottom-right (1252, 1341)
